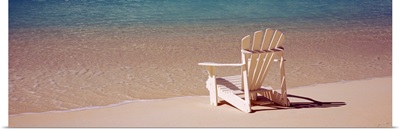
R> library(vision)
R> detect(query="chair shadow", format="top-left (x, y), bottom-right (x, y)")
top-left (218, 94), bottom-right (346, 113)
top-left (287, 94), bottom-right (346, 108)
top-left (251, 94), bottom-right (346, 113)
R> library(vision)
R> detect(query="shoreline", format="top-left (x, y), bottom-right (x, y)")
top-left (9, 76), bottom-right (390, 116)
top-left (9, 76), bottom-right (392, 127)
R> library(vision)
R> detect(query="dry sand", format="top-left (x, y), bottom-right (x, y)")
top-left (9, 77), bottom-right (392, 127)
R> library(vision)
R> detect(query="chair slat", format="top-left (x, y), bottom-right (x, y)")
top-left (247, 54), bottom-right (257, 89)
top-left (254, 53), bottom-right (274, 88)
top-left (268, 30), bottom-right (282, 50)
top-left (241, 35), bottom-right (251, 50)
top-left (250, 29), bottom-right (275, 89)
top-left (241, 35), bottom-right (251, 90)
top-left (247, 31), bottom-right (264, 90)
top-left (251, 30), bottom-right (263, 50)
top-left (250, 55), bottom-right (267, 90)
top-left (249, 30), bottom-right (269, 90)
top-left (275, 34), bottom-right (285, 48)
top-left (261, 29), bottom-right (275, 50)
top-left (252, 30), bottom-right (283, 88)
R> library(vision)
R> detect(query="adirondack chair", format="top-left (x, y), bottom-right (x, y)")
top-left (198, 29), bottom-right (290, 113)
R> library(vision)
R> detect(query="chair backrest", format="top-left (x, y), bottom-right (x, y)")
top-left (241, 29), bottom-right (285, 91)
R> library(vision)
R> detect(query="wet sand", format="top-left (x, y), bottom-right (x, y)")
top-left (9, 23), bottom-right (391, 115)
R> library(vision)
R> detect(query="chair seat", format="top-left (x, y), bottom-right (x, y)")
top-left (216, 75), bottom-right (274, 95)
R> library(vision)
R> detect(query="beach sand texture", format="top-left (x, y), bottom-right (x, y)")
top-left (9, 23), bottom-right (392, 115)
top-left (9, 77), bottom-right (391, 127)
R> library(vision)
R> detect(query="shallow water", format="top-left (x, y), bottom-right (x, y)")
top-left (9, 0), bottom-right (392, 115)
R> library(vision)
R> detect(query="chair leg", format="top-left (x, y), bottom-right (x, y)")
top-left (207, 66), bottom-right (218, 106)
top-left (262, 90), bottom-right (290, 107)
top-left (278, 53), bottom-right (290, 106)
top-left (259, 53), bottom-right (290, 107)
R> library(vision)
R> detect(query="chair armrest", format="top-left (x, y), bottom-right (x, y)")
top-left (198, 62), bottom-right (244, 67)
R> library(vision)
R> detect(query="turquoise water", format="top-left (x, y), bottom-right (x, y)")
top-left (10, 0), bottom-right (392, 29)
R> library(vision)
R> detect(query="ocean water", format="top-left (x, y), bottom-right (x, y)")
top-left (9, 0), bottom-right (392, 115)
top-left (10, 0), bottom-right (391, 28)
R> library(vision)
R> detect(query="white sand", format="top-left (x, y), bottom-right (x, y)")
top-left (9, 77), bottom-right (392, 127)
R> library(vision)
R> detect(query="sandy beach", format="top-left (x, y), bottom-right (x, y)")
top-left (8, 23), bottom-right (392, 127)
top-left (9, 77), bottom-right (391, 127)
top-left (8, 0), bottom-right (392, 127)
top-left (8, 24), bottom-right (392, 115)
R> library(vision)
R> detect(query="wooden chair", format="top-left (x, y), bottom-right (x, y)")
top-left (198, 29), bottom-right (290, 113)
